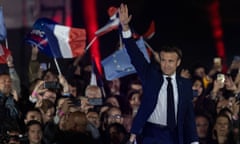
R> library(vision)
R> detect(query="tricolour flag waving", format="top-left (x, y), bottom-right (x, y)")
top-left (95, 6), bottom-right (119, 37)
top-left (43, 23), bottom-right (86, 58)
top-left (0, 44), bottom-right (11, 64)
top-left (0, 6), bottom-right (7, 41)
top-left (101, 37), bottom-right (150, 80)
top-left (26, 18), bottom-right (86, 58)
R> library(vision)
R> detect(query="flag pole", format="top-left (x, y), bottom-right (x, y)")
top-left (85, 36), bottom-right (97, 51)
top-left (143, 39), bottom-right (153, 52)
top-left (5, 38), bottom-right (8, 48)
top-left (144, 39), bottom-right (160, 63)
top-left (53, 58), bottom-right (62, 75)
top-left (119, 34), bottom-right (123, 49)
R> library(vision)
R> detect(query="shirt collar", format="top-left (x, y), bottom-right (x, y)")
top-left (163, 73), bottom-right (176, 80)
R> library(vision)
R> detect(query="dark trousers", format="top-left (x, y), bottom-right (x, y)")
top-left (142, 122), bottom-right (179, 144)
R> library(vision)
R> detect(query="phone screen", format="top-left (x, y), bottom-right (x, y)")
top-left (217, 73), bottom-right (225, 83)
top-left (214, 57), bottom-right (221, 66)
top-left (44, 82), bottom-right (61, 89)
top-left (88, 98), bottom-right (103, 106)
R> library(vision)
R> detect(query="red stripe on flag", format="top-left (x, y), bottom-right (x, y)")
top-left (69, 28), bottom-right (87, 57)
top-left (143, 21), bottom-right (156, 39)
top-left (0, 45), bottom-right (11, 64)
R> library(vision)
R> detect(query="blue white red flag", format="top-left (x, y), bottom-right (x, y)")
top-left (26, 18), bottom-right (86, 58)
top-left (25, 18), bottom-right (57, 57)
top-left (101, 37), bottom-right (150, 80)
top-left (95, 6), bottom-right (119, 37)
top-left (43, 23), bottom-right (86, 58)
top-left (0, 6), bottom-right (7, 41)
top-left (143, 21), bottom-right (155, 39)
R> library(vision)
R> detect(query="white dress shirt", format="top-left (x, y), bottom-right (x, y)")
top-left (147, 74), bottom-right (178, 125)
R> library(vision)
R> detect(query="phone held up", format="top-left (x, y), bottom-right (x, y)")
top-left (88, 98), bottom-right (103, 106)
top-left (217, 73), bottom-right (225, 83)
top-left (43, 81), bottom-right (61, 89)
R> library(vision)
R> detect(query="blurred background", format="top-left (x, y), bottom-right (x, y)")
top-left (1, 0), bottom-right (240, 86)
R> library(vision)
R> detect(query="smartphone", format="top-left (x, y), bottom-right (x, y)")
top-left (88, 98), bottom-right (103, 106)
top-left (217, 73), bottom-right (225, 83)
top-left (44, 81), bottom-right (61, 89)
top-left (40, 63), bottom-right (47, 71)
top-left (69, 97), bottom-right (81, 106)
top-left (214, 57), bottom-right (221, 66)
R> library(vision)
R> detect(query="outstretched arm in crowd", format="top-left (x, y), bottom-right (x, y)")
top-left (7, 54), bottom-right (21, 99)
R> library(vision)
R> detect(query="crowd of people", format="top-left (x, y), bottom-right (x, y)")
top-left (0, 3), bottom-right (240, 144)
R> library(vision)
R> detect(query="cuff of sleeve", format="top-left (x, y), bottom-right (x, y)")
top-left (29, 95), bottom-right (37, 103)
top-left (122, 30), bottom-right (132, 38)
top-left (9, 68), bottom-right (15, 73)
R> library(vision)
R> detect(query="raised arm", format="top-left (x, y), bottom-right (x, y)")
top-left (119, 3), bottom-right (132, 31)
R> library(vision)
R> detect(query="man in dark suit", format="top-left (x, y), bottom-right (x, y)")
top-left (119, 3), bottom-right (199, 144)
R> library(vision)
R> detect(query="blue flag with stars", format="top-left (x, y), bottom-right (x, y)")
top-left (101, 37), bottom-right (150, 80)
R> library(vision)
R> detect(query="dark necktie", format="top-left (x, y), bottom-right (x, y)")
top-left (166, 77), bottom-right (176, 130)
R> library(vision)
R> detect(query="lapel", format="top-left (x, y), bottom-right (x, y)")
top-left (176, 75), bottom-right (183, 121)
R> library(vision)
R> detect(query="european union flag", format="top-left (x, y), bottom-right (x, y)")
top-left (101, 37), bottom-right (150, 80)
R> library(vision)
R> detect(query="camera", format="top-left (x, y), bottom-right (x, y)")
top-left (43, 81), bottom-right (61, 89)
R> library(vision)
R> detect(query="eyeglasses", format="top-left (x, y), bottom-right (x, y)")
top-left (108, 114), bottom-right (122, 119)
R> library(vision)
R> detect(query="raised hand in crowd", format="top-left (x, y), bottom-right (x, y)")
top-left (6, 54), bottom-right (21, 96)
top-left (29, 80), bottom-right (47, 103)
top-left (58, 74), bottom-right (70, 94)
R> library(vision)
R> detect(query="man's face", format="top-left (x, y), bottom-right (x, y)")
top-left (194, 67), bottom-right (206, 78)
top-left (0, 75), bottom-right (12, 95)
top-left (195, 116), bottom-right (209, 138)
top-left (43, 71), bottom-right (57, 82)
top-left (85, 86), bottom-right (102, 99)
top-left (159, 51), bottom-right (181, 76)
top-left (86, 111), bottom-right (100, 128)
top-left (214, 116), bottom-right (229, 136)
top-left (28, 124), bottom-right (43, 143)
top-left (107, 108), bottom-right (123, 125)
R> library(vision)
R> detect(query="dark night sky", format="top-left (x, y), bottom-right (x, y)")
top-left (72, 0), bottom-right (240, 70)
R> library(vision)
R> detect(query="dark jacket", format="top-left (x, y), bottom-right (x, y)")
top-left (123, 37), bottom-right (199, 144)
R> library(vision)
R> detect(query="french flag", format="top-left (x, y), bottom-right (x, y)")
top-left (95, 6), bottom-right (119, 37)
top-left (0, 44), bottom-right (11, 64)
top-left (43, 23), bottom-right (87, 58)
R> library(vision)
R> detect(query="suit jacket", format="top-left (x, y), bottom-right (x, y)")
top-left (123, 37), bottom-right (198, 144)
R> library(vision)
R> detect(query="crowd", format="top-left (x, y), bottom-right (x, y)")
top-left (0, 42), bottom-right (239, 144)
top-left (0, 4), bottom-right (240, 144)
